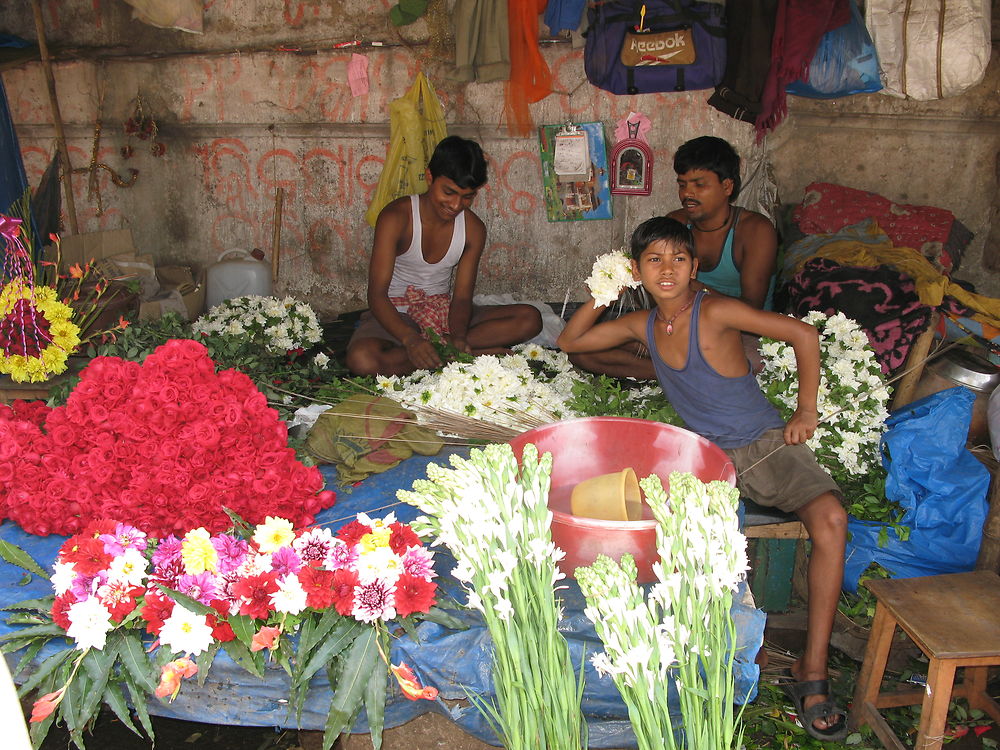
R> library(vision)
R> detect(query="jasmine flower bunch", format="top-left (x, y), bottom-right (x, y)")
top-left (757, 311), bottom-right (889, 484)
top-left (585, 249), bottom-right (641, 308)
top-left (193, 295), bottom-right (322, 355)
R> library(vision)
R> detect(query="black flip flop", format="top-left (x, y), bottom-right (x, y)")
top-left (781, 678), bottom-right (849, 742)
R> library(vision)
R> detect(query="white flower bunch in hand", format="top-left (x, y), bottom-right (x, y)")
top-left (586, 249), bottom-right (641, 308)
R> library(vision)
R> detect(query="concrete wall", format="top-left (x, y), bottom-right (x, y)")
top-left (1, 1), bottom-right (998, 315)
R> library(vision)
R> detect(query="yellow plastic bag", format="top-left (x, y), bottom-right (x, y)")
top-left (365, 73), bottom-right (448, 227)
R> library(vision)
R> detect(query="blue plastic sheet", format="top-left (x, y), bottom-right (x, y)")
top-left (0, 447), bottom-right (765, 747)
top-left (843, 387), bottom-right (990, 592)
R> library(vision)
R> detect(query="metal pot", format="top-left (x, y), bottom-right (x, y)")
top-left (911, 347), bottom-right (1000, 443)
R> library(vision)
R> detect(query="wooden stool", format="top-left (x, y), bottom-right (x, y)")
top-left (849, 571), bottom-right (1000, 750)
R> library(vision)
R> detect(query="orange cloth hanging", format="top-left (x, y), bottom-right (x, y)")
top-left (504, 0), bottom-right (552, 137)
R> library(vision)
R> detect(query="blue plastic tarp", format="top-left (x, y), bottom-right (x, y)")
top-left (0, 448), bottom-right (765, 747)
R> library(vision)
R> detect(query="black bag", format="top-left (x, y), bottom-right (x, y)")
top-left (584, 0), bottom-right (727, 95)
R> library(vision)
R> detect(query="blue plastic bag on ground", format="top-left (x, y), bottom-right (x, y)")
top-left (843, 387), bottom-right (990, 592)
top-left (786, 0), bottom-right (882, 99)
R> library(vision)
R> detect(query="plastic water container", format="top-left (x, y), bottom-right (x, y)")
top-left (205, 249), bottom-right (272, 309)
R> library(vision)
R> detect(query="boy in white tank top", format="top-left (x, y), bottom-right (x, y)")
top-left (346, 136), bottom-right (541, 376)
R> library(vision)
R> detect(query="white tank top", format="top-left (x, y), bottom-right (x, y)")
top-left (387, 195), bottom-right (466, 307)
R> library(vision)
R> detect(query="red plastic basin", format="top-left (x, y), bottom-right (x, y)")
top-left (508, 416), bottom-right (736, 583)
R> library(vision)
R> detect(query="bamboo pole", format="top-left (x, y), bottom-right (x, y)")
top-left (30, 0), bottom-right (79, 235)
top-left (270, 187), bottom-right (283, 282)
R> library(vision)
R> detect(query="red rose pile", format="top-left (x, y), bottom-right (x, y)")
top-left (0, 339), bottom-right (335, 536)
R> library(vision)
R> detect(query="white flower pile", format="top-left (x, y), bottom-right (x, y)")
top-left (375, 344), bottom-right (586, 430)
top-left (757, 311), bottom-right (889, 481)
top-left (193, 295), bottom-right (323, 355)
top-left (577, 472), bottom-right (747, 750)
top-left (585, 249), bottom-right (641, 308)
top-left (398, 444), bottom-right (583, 749)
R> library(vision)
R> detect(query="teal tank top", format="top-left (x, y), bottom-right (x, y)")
top-left (691, 207), bottom-right (775, 310)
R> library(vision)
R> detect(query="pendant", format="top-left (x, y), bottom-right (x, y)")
top-left (665, 323), bottom-right (674, 335)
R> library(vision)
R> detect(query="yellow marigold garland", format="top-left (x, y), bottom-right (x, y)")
top-left (0, 278), bottom-right (81, 383)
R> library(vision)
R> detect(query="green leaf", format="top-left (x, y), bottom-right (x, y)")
top-left (28, 702), bottom-right (58, 748)
top-left (418, 606), bottom-right (467, 631)
top-left (59, 667), bottom-right (88, 734)
top-left (155, 585), bottom-right (215, 616)
top-left (114, 630), bottom-right (157, 694)
top-left (0, 539), bottom-right (50, 579)
top-left (293, 619), bottom-right (363, 689)
top-left (221, 507), bottom-right (255, 540)
top-left (2, 596), bottom-right (55, 613)
top-left (298, 607), bottom-right (341, 664)
top-left (228, 614), bottom-right (257, 649)
top-left (363, 651), bottom-right (389, 750)
top-left (323, 628), bottom-right (380, 744)
top-left (17, 646), bottom-right (73, 697)
top-left (102, 681), bottom-right (142, 738)
top-left (222, 638), bottom-right (264, 679)
top-left (78, 649), bottom-right (113, 727)
top-left (121, 667), bottom-right (155, 741)
top-left (0, 622), bottom-right (64, 642)
top-left (195, 642), bottom-right (221, 686)
top-left (12, 637), bottom-right (46, 676)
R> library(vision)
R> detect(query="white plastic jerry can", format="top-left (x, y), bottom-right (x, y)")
top-left (205, 249), bottom-right (273, 309)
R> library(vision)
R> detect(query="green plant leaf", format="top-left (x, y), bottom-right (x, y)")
top-left (78, 648), bottom-right (114, 728)
top-left (221, 507), bottom-right (255, 540)
top-left (0, 539), bottom-right (50, 579)
top-left (102, 681), bottom-right (142, 738)
top-left (121, 667), bottom-right (155, 741)
top-left (16, 646), bottom-right (73, 697)
top-left (12, 637), bottom-right (46, 676)
top-left (155, 585), bottom-right (215, 616)
top-left (364, 650), bottom-right (389, 750)
top-left (0, 622), bottom-right (63, 642)
top-left (2, 596), bottom-right (55, 613)
top-left (293, 618), bottom-right (363, 689)
top-left (195, 642), bottom-right (221, 686)
top-left (114, 630), bottom-right (157, 694)
top-left (228, 614), bottom-right (257, 649)
top-left (419, 605), bottom-right (468, 630)
top-left (222, 638), bottom-right (264, 679)
top-left (323, 627), bottom-right (379, 747)
top-left (298, 606), bottom-right (341, 664)
top-left (60, 666), bottom-right (88, 735)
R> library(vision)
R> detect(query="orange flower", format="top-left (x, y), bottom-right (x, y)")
top-left (154, 657), bottom-right (199, 701)
top-left (117, 316), bottom-right (130, 329)
top-left (390, 662), bottom-right (438, 701)
top-left (250, 625), bottom-right (281, 652)
top-left (30, 687), bottom-right (66, 722)
top-left (68, 263), bottom-right (85, 280)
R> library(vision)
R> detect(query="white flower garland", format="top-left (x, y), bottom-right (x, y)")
top-left (193, 295), bottom-right (323, 355)
top-left (757, 311), bottom-right (889, 481)
top-left (586, 250), bottom-right (641, 308)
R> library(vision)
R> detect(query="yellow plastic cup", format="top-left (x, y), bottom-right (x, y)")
top-left (570, 467), bottom-right (643, 522)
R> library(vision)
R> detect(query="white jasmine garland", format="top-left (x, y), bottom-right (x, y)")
top-left (586, 249), bottom-right (641, 308)
top-left (376, 345), bottom-right (588, 432)
top-left (757, 311), bottom-right (889, 485)
top-left (193, 295), bottom-right (322, 355)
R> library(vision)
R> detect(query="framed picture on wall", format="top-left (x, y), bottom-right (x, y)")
top-left (537, 122), bottom-right (613, 222)
top-left (610, 131), bottom-right (653, 196)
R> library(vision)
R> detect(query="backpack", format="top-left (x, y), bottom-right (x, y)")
top-left (584, 0), bottom-right (727, 95)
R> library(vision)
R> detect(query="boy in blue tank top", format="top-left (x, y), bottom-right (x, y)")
top-left (557, 216), bottom-right (849, 742)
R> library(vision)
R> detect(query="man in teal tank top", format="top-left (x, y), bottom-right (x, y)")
top-left (570, 136), bottom-right (778, 379)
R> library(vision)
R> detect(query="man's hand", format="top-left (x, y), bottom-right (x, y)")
top-left (784, 408), bottom-right (818, 445)
top-left (403, 335), bottom-right (442, 370)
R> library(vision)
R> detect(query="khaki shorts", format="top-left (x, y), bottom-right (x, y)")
top-left (348, 306), bottom-right (490, 346)
top-left (723, 428), bottom-right (842, 513)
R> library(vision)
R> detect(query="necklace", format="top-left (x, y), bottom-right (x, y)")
top-left (656, 292), bottom-right (695, 335)
top-left (692, 205), bottom-right (732, 233)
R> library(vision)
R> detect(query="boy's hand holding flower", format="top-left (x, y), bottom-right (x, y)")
top-left (585, 250), bottom-right (641, 309)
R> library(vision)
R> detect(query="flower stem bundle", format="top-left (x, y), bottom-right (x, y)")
top-left (398, 443), bottom-right (586, 749)
top-left (577, 471), bottom-right (747, 750)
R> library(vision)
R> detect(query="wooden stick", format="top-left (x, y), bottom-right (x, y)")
top-left (30, 0), bottom-right (79, 235)
top-left (270, 187), bottom-right (283, 282)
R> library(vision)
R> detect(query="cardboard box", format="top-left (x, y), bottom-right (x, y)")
top-left (138, 266), bottom-right (205, 322)
top-left (50, 229), bottom-right (137, 267)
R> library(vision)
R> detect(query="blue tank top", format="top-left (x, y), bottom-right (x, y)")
top-left (647, 291), bottom-right (784, 449)
top-left (691, 207), bottom-right (776, 310)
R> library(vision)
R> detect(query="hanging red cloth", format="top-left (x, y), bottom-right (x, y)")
top-left (755, 0), bottom-right (849, 141)
top-left (504, 0), bottom-right (552, 137)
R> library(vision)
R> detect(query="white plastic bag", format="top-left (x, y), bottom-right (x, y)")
top-left (866, 0), bottom-right (991, 100)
